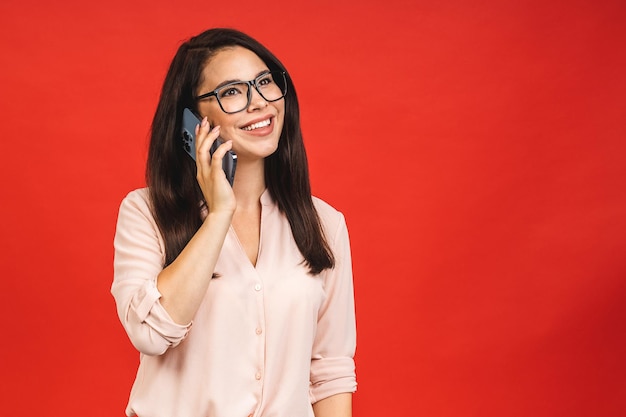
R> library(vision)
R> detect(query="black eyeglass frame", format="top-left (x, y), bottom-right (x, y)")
top-left (195, 71), bottom-right (288, 114)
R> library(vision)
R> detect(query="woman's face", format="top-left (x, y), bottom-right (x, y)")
top-left (196, 46), bottom-right (285, 163)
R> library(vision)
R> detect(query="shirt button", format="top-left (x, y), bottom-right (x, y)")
top-left (255, 372), bottom-right (262, 380)
top-left (254, 283), bottom-right (262, 291)
top-left (255, 328), bottom-right (262, 335)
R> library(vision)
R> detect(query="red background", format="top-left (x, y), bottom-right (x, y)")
top-left (1, 0), bottom-right (625, 416)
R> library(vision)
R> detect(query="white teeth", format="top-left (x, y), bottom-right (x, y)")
top-left (242, 118), bottom-right (271, 131)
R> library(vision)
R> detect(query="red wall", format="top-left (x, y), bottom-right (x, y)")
top-left (1, 0), bottom-right (625, 415)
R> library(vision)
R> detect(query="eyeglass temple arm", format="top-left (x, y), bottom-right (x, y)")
top-left (196, 91), bottom-right (217, 101)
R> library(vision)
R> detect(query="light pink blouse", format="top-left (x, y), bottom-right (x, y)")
top-left (112, 188), bottom-right (356, 417)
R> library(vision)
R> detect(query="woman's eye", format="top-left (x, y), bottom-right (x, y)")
top-left (220, 86), bottom-right (243, 98)
top-left (257, 76), bottom-right (273, 87)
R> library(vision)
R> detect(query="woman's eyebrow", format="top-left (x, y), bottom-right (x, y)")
top-left (211, 70), bottom-right (271, 91)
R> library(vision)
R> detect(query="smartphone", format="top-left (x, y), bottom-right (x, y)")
top-left (182, 108), bottom-right (237, 186)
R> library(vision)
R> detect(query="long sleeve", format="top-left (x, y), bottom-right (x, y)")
top-left (309, 211), bottom-right (357, 403)
top-left (111, 189), bottom-right (191, 356)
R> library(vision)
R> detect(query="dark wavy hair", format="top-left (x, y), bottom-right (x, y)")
top-left (146, 28), bottom-right (334, 275)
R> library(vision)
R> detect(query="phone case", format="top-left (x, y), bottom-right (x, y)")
top-left (181, 108), bottom-right (237, 186)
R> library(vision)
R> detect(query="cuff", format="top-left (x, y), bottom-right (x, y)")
top-left (310, 356), bottom-right (357, 403)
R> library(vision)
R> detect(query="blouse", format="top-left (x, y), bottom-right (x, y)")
top-left (111, 188), bottom-right (356, 417)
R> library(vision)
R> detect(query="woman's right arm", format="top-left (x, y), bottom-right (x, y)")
top-left (112, 120), bottom-right (235, 355)
top-left (157, 121), bottom-right (236, 324)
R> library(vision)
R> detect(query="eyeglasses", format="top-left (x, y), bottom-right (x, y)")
top-left (196, 71), bottom-right (287, 114)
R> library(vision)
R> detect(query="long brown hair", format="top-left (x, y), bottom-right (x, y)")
top-left (146, 28), bottom-right (334, 275)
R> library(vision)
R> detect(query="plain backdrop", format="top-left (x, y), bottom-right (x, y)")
top-left (1, 0), bottom-right (625, 416)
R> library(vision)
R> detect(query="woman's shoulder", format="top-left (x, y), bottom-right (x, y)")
top-left (119, 187), bottom-right (152, 214)
top-left (312, 195), bottom-right (346, 236)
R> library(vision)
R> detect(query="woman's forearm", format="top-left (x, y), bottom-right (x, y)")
top-left (156, 210), bottom-right (233, 324)
top-left (313, 393), bottom-right (352, 417)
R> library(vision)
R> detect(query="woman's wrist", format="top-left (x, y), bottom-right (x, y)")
top-left (202, 209), bottom-right (234, 229)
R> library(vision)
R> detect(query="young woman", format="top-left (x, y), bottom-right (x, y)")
top-left (112, 28), bottom-right (356, 417)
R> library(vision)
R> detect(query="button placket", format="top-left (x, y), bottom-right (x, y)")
top-left (252, 275), bottom-right (266, 389)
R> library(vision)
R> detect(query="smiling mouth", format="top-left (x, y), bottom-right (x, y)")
top-left (242, 118), bottom-right (271, 131)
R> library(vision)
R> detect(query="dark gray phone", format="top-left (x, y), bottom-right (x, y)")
top-left (182, 108), bottom-right (237, 186)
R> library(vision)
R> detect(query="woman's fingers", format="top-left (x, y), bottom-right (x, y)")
top-left (210, 139), bottom-right (233, 165)
top-left (195, 117), bottom-right (220, 166)
top-left (193, 117), bottom-right (236, 214)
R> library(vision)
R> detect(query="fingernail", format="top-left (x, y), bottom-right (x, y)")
top-left (201, 117), bottom-right (208, 127)
top-left (213, 125), bottom-right (221, 132)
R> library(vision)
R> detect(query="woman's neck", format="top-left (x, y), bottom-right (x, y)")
top-left (231, 159), bottom-right (266, 210)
